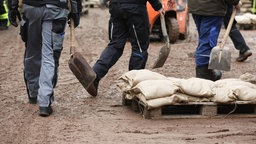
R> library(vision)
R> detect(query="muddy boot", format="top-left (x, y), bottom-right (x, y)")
top-left (196, 66), bottom-right (222, 81)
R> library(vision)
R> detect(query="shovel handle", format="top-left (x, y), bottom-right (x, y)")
top-left (160, 13), bottom-right (170, 44)
top-left (221, 8), bottom-right (237, 48)
top-left (70, 18), bottom-right (76, 55)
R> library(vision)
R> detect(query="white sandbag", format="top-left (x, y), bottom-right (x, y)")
top-left (232, 85), bottom-right (256, 101)
top-left (173, 77), bottom-right (215, 97)
top-left (235, 15), bottom-right (251, 24)
top-left (239, 73), bottom-right (256, 84)
top-left (211, 87), bottom-right (237, 103)
top-left (167, 77), bottom-right (184, 83)
top-left (136, 93), bottom-right (210, 109)
top-left (146, 94), bottom-right (189, 109)
top-left (117, 69), bottom-right (166, 92)
top-left (244, 13), bottom-right (256, 24)
top-left (131, 80), bottom-right (179, 100)
top-left (215, 78), bottom-right (256, 89)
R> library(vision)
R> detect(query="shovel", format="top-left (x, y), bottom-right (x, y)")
top-left (208, 8), bottom-right (237, 71)
top-left (152, 13), bottom-right (171, 68)
top-left (68, 19), bottom-right (96, 90)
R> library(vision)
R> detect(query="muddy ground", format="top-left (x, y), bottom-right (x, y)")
top-left (0, 8), bottom-right (256, 144)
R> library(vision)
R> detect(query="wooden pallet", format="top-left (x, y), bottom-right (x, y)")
top-left (237, 23), bottom-right (256, 30)
top-left (122, 95), bottom-right (256, 119)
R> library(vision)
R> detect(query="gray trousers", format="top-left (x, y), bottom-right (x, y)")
top-left (21, 4), bottom-right (68, 107)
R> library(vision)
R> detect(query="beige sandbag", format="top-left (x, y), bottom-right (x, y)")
top-left (167, 77), bottom-right (183, 83)
top-left (173, 77), bottom-right (215, 97)
top-left (239, 73), bottom-right (256, 84)
top-left (131, 80), bottom-right (179, 100)
top-left (232, 85), bottom-right (256, 101)
top-left (118, 69), bottom-right (166, 92)
top-left (211, 87), bottom-right (237, 103)
top-left (146, 94), bottom-right (189, 109)
top-left (215, 78), bottom-right (256, 89)
top-left (235, 15), bottom-right (251, 24)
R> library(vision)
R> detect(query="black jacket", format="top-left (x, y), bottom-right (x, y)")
top-left (8, 0), bottom-right (81, 13)
top-left (111, 0), bottom-right (162, 11)
top-left (188, 0), bottom-right (240, 16)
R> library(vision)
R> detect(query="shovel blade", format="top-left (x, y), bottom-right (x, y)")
top-left (152, 43), bottom-right (170, 68)
top-left (68, 52), bottom-right (96, 90)
top-left (208, 46), bottom-right (231, 71)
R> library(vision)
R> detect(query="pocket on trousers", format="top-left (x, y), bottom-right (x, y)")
top-left (52, 31), bottom-right (64, 52)
top-left (20, 16), bottom-right (28, 42)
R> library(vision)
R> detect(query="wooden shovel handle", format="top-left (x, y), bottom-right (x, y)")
top-left (70, 18), bottom-right (76, 55)
top-left (221, 8), bottom-right (237, 48)
top-left (160, 13), bottom-right (170, 44)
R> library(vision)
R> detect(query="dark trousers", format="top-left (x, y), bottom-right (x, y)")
top-left (93, 2), bottom-right (150, 79)
top-left (223, 4), bottom-right (250, 54)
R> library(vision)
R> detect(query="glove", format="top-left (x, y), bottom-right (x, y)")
top-left (8, 8), bottom-right (21, 27)
top-left (68, 12), bottom-right (80, 28)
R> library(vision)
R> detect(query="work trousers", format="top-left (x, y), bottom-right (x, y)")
top-left (22, 4), bottom-right (68, 107)
top-left (192, 14), bottom-right (223, 67)
top-left (223, 4), bottom-right (250, 54)
top-left (0, 0), bottom-right (8, 22)
top-left (93, 2), bottom-right (150, 79)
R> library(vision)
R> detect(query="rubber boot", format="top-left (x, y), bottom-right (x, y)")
top-left (196, 66), bottom-right (222, 81)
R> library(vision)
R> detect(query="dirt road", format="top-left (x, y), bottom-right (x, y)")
top-left (0, 8), bottom-right (256, 144)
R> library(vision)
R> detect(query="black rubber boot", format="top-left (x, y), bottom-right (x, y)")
top-left (196, 66), bottom-right (222, 81)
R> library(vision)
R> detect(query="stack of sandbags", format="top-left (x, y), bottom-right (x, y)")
top-left (239, 72), bottom-right (256, 84)
top-left (118, 70), bottom-right (256, 109)
top-left (235, 13), bottom-right (256, 24)
top-left (240, 0), bottom-right (253, 14)
top-left (213, 78), bottom-right (256, 102)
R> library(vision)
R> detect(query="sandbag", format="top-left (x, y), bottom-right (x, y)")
top-left (131, 80), bottom-right (179, 100)
top-left (118, 69), bottom-right (166, 92)
top-left (232, 85), bottom-right (256, 101)
top-left (215, 78), bottom-right (256, 89)
top-left (211, 87), bottom-right (237, 103)
top-left (173, 77), bottom-right (215, 97)
top-left (146, 94), bottom-right (189, 109)
top-left (239, 73), bottom-right (256, 84)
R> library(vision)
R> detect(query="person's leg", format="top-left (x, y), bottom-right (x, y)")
top-left (193, 14), bottom-right (223, 81)
top-left (22, 5), bottom-right (43, 104)
top-left (37, 5), bottom-right (68, 116)
top-left (0, 0), bottom-right (8, 30)
top-left (127, 7), bottom-right (149, 70)
top-left (89, 15), bottom-right (128, 96)
top-left (93, 18), bottom-right (127, 80)
top-left (223, 4), bottom-right (252, 62)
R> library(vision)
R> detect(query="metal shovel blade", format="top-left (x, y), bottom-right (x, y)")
top-left (152, 41), bottom-right (170, 68)
top-left (208, 46), bottom-right (231, 71)
top-left (68, 52), bottom-right (96, 90)
top-left (152, 13), bottom-right (170, 69)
